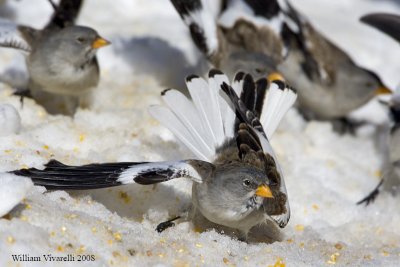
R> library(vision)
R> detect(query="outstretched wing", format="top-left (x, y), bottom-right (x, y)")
top-left (46, 0), bottom-right (83, 29)
top-left (0, 19), bottom-right (31, 52)
top-left (149, 69), bottom-right (231, 162)
top-left (361, 13), bottom-right (400, 43)
top-left (221, 78), bottom-right (296, 228)
top-left (11, 159), bottom-right (214, 190)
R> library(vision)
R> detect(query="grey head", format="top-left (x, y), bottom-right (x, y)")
top-left (193, 163), bottom-right (276, 233)
top-left (339, 64), bottom-right (391, 103)
top-left (38, 25), bottom-right (110, 67)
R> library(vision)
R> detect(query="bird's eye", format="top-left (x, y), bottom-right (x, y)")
top-left (76, 37), bottom-right (86, 43)
top-left (243, 179), bottom-right (251, 187)
top-left (255, 68), bottom-right (263, 74)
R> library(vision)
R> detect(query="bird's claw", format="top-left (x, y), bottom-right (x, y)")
top-left (357, 179), bottom-right (384, 206)
top-left (155, 216), bottom-right (181, 233)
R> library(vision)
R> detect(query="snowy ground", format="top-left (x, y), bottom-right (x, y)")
top-left (1, 0), bottom-right (400, 266)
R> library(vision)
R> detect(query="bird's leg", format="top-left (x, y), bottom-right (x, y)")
top-left (332, 117), bottom-right (368, 135)
top-left (357, 178), bottom-right (384, 205)
top-left (155, 211), bottom-right (190, 233)
top-left (13, 88), bottom-right (32, 108)
top-left (156, 216), bottom-right (181, 233)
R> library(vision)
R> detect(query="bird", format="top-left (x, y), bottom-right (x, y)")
top-left (169, 0), bottom-right (390, 128)
top-left (357, 13), bottom-right (400, 204)
top-left (11, 69), bottom-right (297, 241)
top-left (0, 0), bottom-right (110, 115)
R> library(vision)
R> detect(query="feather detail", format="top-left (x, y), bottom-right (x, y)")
top-left (221, 81), bottom-right (293, 228)
top-left (223, 71), bottom-right (245, 139)
top-left (0, 19), bottom-right (31, 52)
top-left (11, 159), bottom-right (214, 189)
top-left (260, 80), bottom-right (297, 139)
top-left (148, 105), bottom-right (210, 161)
top-left (170, 0), bottom-right (218, 56)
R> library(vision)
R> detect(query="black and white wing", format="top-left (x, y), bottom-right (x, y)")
top-left (169, 0), bottom-right (220, 56)
top-left (0, 19), bottom-right (31, 52)
top-left (361, 13), bottom-right (400, 43)
top-left (11, 159), bottom-right (214, 190)
top-left (221, 74), bottom-right (296, 228)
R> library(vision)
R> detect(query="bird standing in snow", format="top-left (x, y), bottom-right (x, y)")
top-left (12, 70), bottom-right (297, 241)
top-left (357, 13), bottom-right (400, 203)
top-left (169, 0), bottom-right (390, 128)
top-left (0, 0), bottom-right (110, 115)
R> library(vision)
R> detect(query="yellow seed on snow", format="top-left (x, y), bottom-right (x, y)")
top-left (327, 252), bottom-right (340, 264)
top-left (268, 257), bottom-right (286, 267)
top-left (7, 236), bottom-right (15, 244)
top-left (381, 250), bottom-right (390, 256)
top-left (113, 232), bottom-right (122, 241)
top-left (295, 224), bottom-right (305, 231)
top-left (77, 246), bottom-right (86, 253)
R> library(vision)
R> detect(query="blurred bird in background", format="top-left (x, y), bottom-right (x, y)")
top-left (169, 0), bottom-right (391, 131)
top-left (0, 0), bottom-right (110, 115)
top-left (357, 13), bottom-right (400, 204)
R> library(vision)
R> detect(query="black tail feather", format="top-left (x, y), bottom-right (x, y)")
top-left (11, 160), bottom-right (137, 190)
top-left (47, 0), bottom-right (83, 29)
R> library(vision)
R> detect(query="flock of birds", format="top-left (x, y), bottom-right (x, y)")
top-left (1, 0), bottom-right (400, 241)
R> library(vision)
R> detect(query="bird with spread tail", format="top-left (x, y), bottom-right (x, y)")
top-left (357, 13), bottom-right (400, 204)
top-left (0, 0), bottom-right (110, 115)
top-left (11, 70), bottom-right (297, 241)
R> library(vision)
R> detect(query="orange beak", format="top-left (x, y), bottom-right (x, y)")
top-left (255, 184), bottom-right (274, 198)
top-left (91, 37), bottom-right (111, 49)
top-left (268, 72), bottom-right (285, 82)
top-left (375, 86), bottom-right (392, 95)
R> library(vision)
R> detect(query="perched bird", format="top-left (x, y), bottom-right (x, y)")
top-left (169, 0), bottom-right (390, 126)
top-left (357, 13), bottom-right (400, 204)
top-left (0, 0), bottom-right (110, 115)
top-left (11, 70), bottom-right (297, 240)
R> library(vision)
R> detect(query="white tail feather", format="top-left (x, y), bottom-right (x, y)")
top-left (160, 89), bottom-right (214, 157)
top-left (186, 76), bottom-right (219, 152)
top-left (208, 71), bottom-right (229, 146)
top-left (260, 81), bottom-right (297, 139)
top-left (148, 105), bottom-right (210, 161)
top-left (150, 71), bottom-right (297, 161)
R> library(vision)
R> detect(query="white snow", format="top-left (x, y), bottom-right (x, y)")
top-left (0, 173), bottom-right (33, 217)
top-left (0, 0), bottom-right (400, 266)
top-left (0, 103), bottom-right (21, 136)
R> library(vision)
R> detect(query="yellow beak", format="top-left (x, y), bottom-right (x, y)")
top-left (268, 72), bottom-right (285, 82)
top-left (255, 184), bottom-right (274, 198)
top-left (375, 86), bottom-right (392, 95)
top-left (91, 37), bottom-right (111, 49)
